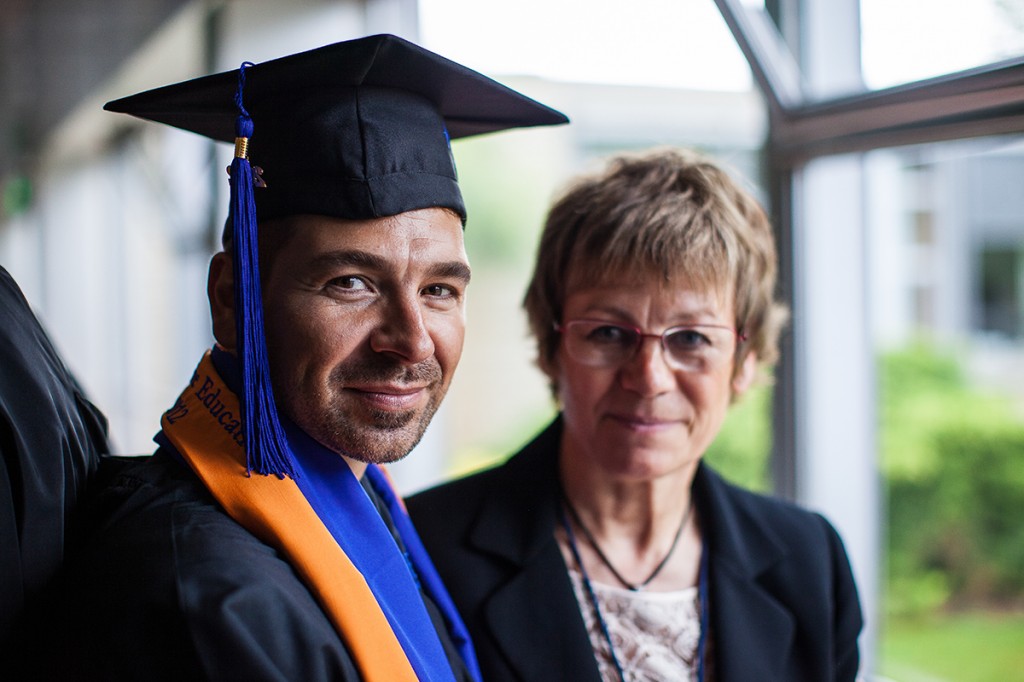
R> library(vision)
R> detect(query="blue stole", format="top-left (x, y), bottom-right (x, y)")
top-left (158, 348), bottom-right (481, 681)
top-left (283, 420), bottom-right (481, 682)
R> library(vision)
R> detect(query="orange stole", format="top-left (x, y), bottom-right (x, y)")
top-left (160, 351), bottom-right (418, 681)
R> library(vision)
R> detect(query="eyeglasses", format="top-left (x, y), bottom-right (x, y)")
top-left (554, 319), bottom-right (746, 372)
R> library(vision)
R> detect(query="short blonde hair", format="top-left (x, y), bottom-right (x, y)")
top-left (524, 147), bottom-right (788, 388)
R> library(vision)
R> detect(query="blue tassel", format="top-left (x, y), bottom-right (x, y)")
top-left (230, 62), bottom-right (294, 479)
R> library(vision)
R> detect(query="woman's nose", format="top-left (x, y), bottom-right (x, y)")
top-left (618, 336), bottom-right (676, 396)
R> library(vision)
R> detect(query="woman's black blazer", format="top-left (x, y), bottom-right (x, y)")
top-left (407, 418), bottom-right (863, 682)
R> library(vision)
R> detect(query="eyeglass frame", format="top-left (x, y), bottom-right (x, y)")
top-left (553, 318), bottom-right (747, 372)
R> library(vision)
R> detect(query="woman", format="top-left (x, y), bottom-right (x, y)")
top-left (407, 148), bottom-right (862, 681)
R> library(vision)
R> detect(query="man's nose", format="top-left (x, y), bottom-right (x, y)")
top-left (369, 295), bottom-right (435, 362)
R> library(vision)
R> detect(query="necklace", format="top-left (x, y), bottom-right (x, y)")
top-left (557, 497), bottom-right (708, 682)
top-left (558, 502), bottom-right (628, 682)
top-left (561, 491), bottom-right (692, 592)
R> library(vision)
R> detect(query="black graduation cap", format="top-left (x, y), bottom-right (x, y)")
top-left (104, 33), bottom-right (569, 224)
top-left (103, 34), bottom-right (568, 479)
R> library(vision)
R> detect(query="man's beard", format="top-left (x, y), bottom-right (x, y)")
top-left (298, 354), bottom-right (446, 465)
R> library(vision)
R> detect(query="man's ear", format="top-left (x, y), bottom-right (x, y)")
top-left (732, 350), bottom-right (758, 397)
top-left (208, 252), bottom-right (237, 351)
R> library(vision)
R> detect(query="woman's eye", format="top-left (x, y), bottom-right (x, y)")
top-left (666, 328), bottom-right (710, 350)
top-left (587, 325), bottom-right (631, 345)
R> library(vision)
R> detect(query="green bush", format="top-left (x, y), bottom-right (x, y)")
top-left (701, 343), bottom-right (1024, 614)
top-left (705, 383), bottom-right (772, 493)
top-left (881, 343), bottom-right (1024, 614)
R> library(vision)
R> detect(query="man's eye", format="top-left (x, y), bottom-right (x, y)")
top-left (423, 284), bottom-right (455, 297)
top-left (328, 276), bottom-right (369, 291)
top-left (423, 282), bottom-right (464, 299)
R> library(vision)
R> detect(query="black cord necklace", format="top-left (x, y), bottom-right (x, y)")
top-left (561, 492), bottom-right (692, 592)
top-left (557, 487), bottom-right (709, 682)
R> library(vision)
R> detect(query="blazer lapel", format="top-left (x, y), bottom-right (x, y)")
top-left (483, 546), bottom-right (600, 682)
top-left (468, 421), bottom-right (601, 682)
top-left (694, 466), bottom-right (796, 682)
top-left (458, 424), bottom-right (801, 682)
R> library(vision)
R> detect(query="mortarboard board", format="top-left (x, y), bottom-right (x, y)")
top-left (104, 33), bottom-right (569, 225)
top-left (104, 34), bottom-right (568, 477)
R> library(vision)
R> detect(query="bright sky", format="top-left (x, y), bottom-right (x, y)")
top-left (420, 0), bottom-right (1024, 93)
top-left (861, 0), bottom-right (1021, 88)
top-left (419, 0), bottom-right (753, 91)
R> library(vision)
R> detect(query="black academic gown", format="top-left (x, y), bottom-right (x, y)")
top-left (0, 265), bottom-right (108, 670)
top-left (56, 448), bottom-right (472, 682)
top-left (407, 418), bottom-right (864, 682)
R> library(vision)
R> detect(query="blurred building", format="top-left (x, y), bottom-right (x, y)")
top-left (868, 141), bottom-right (1024, 396)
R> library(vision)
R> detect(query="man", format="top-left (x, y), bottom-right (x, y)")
top-left (56, 34), bottom-right (566, 681)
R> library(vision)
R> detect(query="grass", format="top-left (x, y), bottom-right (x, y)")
top-left (878, 610), bottom-right (1024, 682)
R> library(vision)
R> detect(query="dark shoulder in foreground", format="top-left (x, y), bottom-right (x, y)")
top-left (1, 265), bottom-right (110, 677)
top-left (55, 449), bottom-right (361, 682)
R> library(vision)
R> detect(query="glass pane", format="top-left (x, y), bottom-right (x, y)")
top-left (862, 0), bottom-right (1024, 89)
top-left (864, 136), bottom-right (1024, 680)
